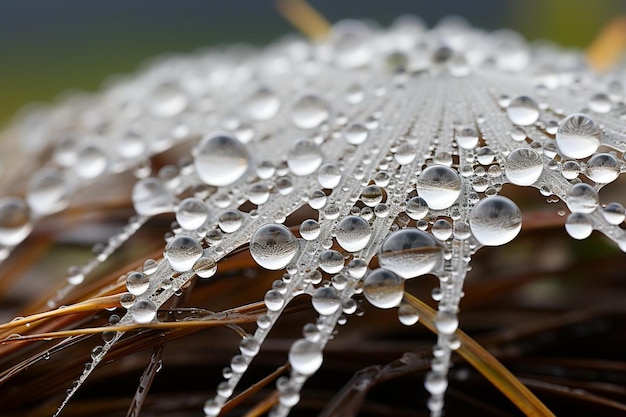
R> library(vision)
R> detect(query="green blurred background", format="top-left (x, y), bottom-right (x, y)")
top-left (2, 0), bottom-right (625, 129)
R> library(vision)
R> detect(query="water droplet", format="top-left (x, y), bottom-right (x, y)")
top-left (164, 235), bottom-right (203, 272)
top-left (416, 165), bottom-right (462, 210)
top-left (398, 303), bottom-right (419, 325)
top-left (394, 143), bottom-right (417, 165)
top-left (317, 163), bottom-right (342, 189)
top-left (585, 153), bottom-right (620, 184)
top-left (361, 185), bottom-right (384, 207)
top-left (149, 82), bottom-right (187, 117)
top-left (378, 228), bottom-right (442, 278)
top-left (264, 289), bottom-right (285, 311)
top-left (73, 145), bottom-right (108, 179)
top-left (505, 148), bottom-right (543, 185)
top-left (126, 271), bottom-right (150, 295)
top-left (120, 292), bottom-right (136, 309)
top-left (456, 126), bottom-right (479, 150)
top-left (561, 160), bottom-right (581, 179)
top-left (239, 335), bottom-right (260, 357)
top-left (218, 209), bottom-right (243, 233)
top-left (556, 113), bottom-right (602, 158)
top-left (363, 268), bottom-right (404, 309)
top-left (132, 177), bottom-right (175, 216)
top-left (335, 215), bottom-right (372, 252)
top-left (344, 123), bottom-right (369, 145)
top-left (312, 287), bottom-right (341, 315)
top-left (287, 139), bottom-right (323, 176)
top-left (435, 310), bottom-right (459, 334)
top-left (130, 299), bottom-right (157, 324)
top-left (566, 183), bottom-right (598, 214)
top-left (193, 256), bottom-right (217, 278)
top-left (308, 190), bottom-right (327, 210)
top-left (246, 87), bottom-right (280, 121)
top-left (26, 169), bottom-right (70, 215)
top-left (250, 224), bottom-right (299, 270)
top-left (603, 202), bottom-right (625, 225)
top-left (507, 96), bottom-right (539, 126)
top-left (469, 196), bottom-right (522, 246)
top-left (299, 219), bottom-right (321, 241)
top-left (589, 93), bottom-right (611, 114)
top-left (289, 339), bottom-right (323, 375)
top-left (406, 196), bottom-right (429, 220)
top-left (0, 197), bottom-right (32, 246)
top-left (432, 219), bottom-right (453, 241)
top-left (319, 249), bottom-right (344, 274)
top-left (292, 94), bottom-right (330, 129)
top-left (565, 213), bottom-right (593, 239)
top-left (193, 132), bottom-right (250, 186)
top-left (176, 197), bottom-right (209, 230)
top-left (425, 371), bottom-right (448, 395)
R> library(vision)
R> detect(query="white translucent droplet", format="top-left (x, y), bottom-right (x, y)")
top-left (585, 153), bottom-right (620, 184)
top-left (456, 126), bottom-right (479, 150)
top-left (246, 87), bottom-right (280, 121)
top-left (603, 202), bottom-right (625, 224)
top-left (363, 268), bottom-right (404, 309)
top-left (0, 197), bottom-right (32, 246)
top-left (291, 94), bottom-right (330, 129)
top-left (319, 250), bottom-right (344, 274)
top-left (132, 177), bottom-right (175, 216)
top-left (26, 169), bottom-right (70, 215)
top-left (299, 219), bottom-right (321, 240)
top-left (317, 163), bottom-right (342, 189)
top-left (565, 213), bottom-right (593, 239)
top-left (130, 299), bottom-right (157, 323)
top-left (176, 197), bottom-right (209, 230)
top-left (378, 228), bottom-right (442, 278)
top-left (289, 339), bottom-right (323, 375)
top-left (250, 223), bottom-right (299, 270)
top-left (589, 93), bottom-right (611, 114)
top-left (149, 82), bottom-right (187, 117)
top-left (507, 95), bottom-right (539, 126)
top-left (164, 235), bottom-right (203, 272)
top-left (335, 215), bottom-right (371, 252)
top-left (566, 183), bottom-right (598, 214)
top-left (193, 132), bottom-right (250, 186)
top-left (73, 144), bottom-right (108, 179)
top-left (344, 123), bottom-right (369, 145)
top-left (469, 195), bottom-right (522, 246)
top-left (218, 209), bottom-right (243, 233)
top-left (435, 310), bottom-right (459, 334)
top-left (556, 113), bottom-right (602, 159)
top-left (126, 271), bottom-right (150, 295)
top-left (287, 139), bottom-right (323, 176)
top-left (505, 148), bottom-right (543, 186)
top-left (312, 286), bottom-right (341, 315)
top-left (416, 165), bottom-right (461, 210)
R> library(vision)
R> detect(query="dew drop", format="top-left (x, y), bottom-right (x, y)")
top-left (312, 287), bottom-right (341, 315)
top-left (193, 256), bottom-right (217, 278)
top-left (361, 185), bottom-right (384, 207)
top-left (264, 289), bottom-right (285, 311)
top-left (319, 249), bottom-right (344, 274)
top-left (565, 213), bottom-right (593, 239)
top-left (556, 113), bottom-right (602, 159)
top-left (469, 196), bottom-right (522, 246)
top-left (335, 215), bottom-right (372, 252)
top-left (130, 299), bottom-right (157, 324)
top-left (149, 82), bottom-right (187, 117)
top-left (456, 126), bottom-right (479, 150)
top-left (292, 94), bottom-right (330, 129)
top-left (435, 310), bottom-right (459, 334)
top-left (176, 197), bottom-right (209, 230)
top-left (287, 139), bottom-right (323, 176)
top-left (250, 224), bottom-right (299, 270)
top-left (288, 339), bottom-right (323, 375)
top-left (218, 209), bottom-right (243, 233)
top-left (344, 123), bottom-right (369, 145)
top-left (26, 169), bottom-right (70, 215)
top-left (0, 197), bottom-right (32, 246)
top-left (126, 271), bottom-right (150, 295)
top-left (416, 165), bottom-right (462, 210)
top-left (505, 148), bottom-right (543, 186)
top-left (398, 303), bottom-right (419, 325)
top-left (585, 153), bottom-right (620, 184)
top-left (507, 95), bottom-right (540, 126)
top-left (406, 196), bottom-right (429, 220)
top-left (246, 87), bottom-right (280, 121)
top-left (378, 228), bottom-right (442, 278)
top-left (589, 92), bottom-right (611, 114)
top-left (299, 219), bottom-right (321, 240)
top-left (363, 268), bottom-right (404, 309)
top-left (164, 235), bottom-right (203, 272)
top-left (193, 132), bottom-right (250, 186)
top-left (132, 177), bottom-right (175, 216)
top-left (566, 183), bottom-right (599, 214)
top-left (73, 145), bottom-right (108, 179)
top-left (317, 163), bottom-right (342, 189)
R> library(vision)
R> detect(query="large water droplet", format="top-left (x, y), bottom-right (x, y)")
top-left (130, 299), bottom-right (157, 323)
top-left (291, 94), bottom-right (330, 129)
top-left (566, 183), bottom-right (598, 214)
top-left (0, 197), bottom-right (32, 246)
top-left (132, 177), bottom-right (175, 216)
top-left (289, 339), bottom-right (323, 375)
top-left (250, 224), bottom-right (299, 270)
top-left (164, 235), bottom-right (203, 272)
top-left (317, 163), bottom-right (342, 189)
top-left (176, 197), bottom-right (209, 230)
top-left (585, 153), bottom-right (620, 184)
top-left (507, 96), bottom-right (539, 126)
top-left (505, 148), bottom-right (543, 186)
top-left (312, 287), bottom-right (341, 315)
top-left (469, 195), bottom-right (522, 246)
top-left (416, 165), bottom-right (462, 210)
top-left (556, 113), bottom-right (602, 159)
top-left (246, 87), bottom-right (280, 121)
top-left (363, 268), bottom-right (404, 309)
top-left (335, 215), bottom-right (371, 252)
top-left (126, 271), bottom-right (150, 295)
top-left (287, 139), bottom-right (323, 176)
top-left (565, 213), bottom-right (593, 239)
top-left (378, 228), bottom-right (442, 278)
top-left (193, 132), bottom-right (249, 186)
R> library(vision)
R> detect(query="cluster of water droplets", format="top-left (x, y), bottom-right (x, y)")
top-left (2, 14), bottom-right (626, 417)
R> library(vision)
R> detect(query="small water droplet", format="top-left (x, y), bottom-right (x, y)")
top-left (164, 235), bottom-right (203, 272)
top-left (335, 215), bottom-right (372, 252)
top-left (287, 139), bottom-right (323, 176)
top-left (130, 299), bottom-right (157, 323)
top-left (378, 228), bottom-right (442, 278)
top-left (416, 165), bottom-right (461, 210)
top-left (292, 94), bottom-right (330, 129)
top-left (505, 148), bottom-right (543, 185)
top-left (507, 95), bottom-right (540, 126)
top-left (469, 196), bottom-right (522, 246)
top-left (289, 339), bottom-right (323, 375)
top-left (250, 223), bottom-right (299, 270)
top-left (363, 268), bottom-right (404, 309)
top-left (556, 113), bottom-right (602, 159)
top-left (193, 132), bottom-right (249, 186)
